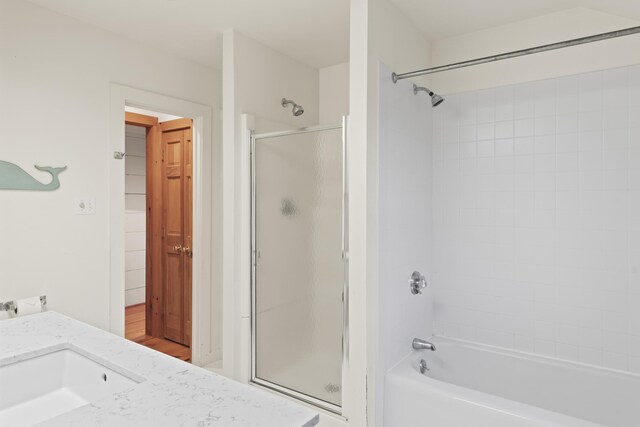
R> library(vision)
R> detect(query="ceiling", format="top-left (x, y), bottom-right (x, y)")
top-left (26, 0), bottom-right (350, 70)
top-left (26, 0), bottom-right (640, 70)
top-left (389, 0), bottom-right (640, 41)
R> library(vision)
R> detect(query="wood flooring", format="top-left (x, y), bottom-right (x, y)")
top-left (125, 303), bottom-right (191, 362)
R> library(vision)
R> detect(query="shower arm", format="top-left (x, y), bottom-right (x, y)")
top-left (413, 85), bottom-right (434, 96)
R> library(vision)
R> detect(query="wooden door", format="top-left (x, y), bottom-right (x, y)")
top-left (160, 118), bottom-right (193, 346)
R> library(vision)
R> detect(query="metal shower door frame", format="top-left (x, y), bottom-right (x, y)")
top-left (250, 118), bottom-right (349, 416)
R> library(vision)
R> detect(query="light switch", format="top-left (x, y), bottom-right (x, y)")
top-left (74, 197), bottom-right (96, 215)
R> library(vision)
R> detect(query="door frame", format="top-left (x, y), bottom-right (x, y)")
top-left (109, 84), bottom-right (218, 366)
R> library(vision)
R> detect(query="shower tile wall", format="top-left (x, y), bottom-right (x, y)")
top-left (377, 63), bottom-right (433, 423)
top-left (431, 64), bottom-right (640, 373)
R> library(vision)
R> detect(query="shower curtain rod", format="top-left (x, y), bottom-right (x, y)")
top-left (391, 25), bottom-right (640, 83)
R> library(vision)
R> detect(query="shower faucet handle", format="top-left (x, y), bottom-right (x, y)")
top-left (409, 271), bottom-right (427, 295)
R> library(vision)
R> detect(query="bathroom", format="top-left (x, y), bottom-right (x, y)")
top-left (1, 0), bottom-right (640, 426)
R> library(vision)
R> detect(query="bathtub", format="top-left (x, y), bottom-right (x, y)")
top-left (384, 337), bottom-right (640, 427)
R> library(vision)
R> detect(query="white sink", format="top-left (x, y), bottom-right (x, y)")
top-left (0, 346), bottom-right (142, 427)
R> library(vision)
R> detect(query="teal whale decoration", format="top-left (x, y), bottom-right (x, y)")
top-left (0, 160), bottom-right (67, 191)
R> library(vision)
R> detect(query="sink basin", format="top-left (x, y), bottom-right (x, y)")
top-left (0, 346), bottom-right (142, 427)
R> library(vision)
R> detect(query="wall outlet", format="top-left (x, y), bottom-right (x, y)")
top-left (74, 197), bottom-right (96, 215)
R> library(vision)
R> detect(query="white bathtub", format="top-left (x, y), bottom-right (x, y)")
top-left (384, 337), bottom-right (640, 427)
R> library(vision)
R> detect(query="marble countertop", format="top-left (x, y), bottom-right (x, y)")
top-left (0, 311), bottom-right (319, 427)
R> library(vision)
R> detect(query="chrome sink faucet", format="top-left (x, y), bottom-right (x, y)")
top-left (413, 338), bottom-right (436, 351)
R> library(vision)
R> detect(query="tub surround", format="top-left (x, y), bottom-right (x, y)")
top-left (384, 336), bottom-right (640, 427)
top-left (0, 312), bottom-right (319, 427)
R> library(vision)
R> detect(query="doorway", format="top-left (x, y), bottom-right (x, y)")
top-left (124, 108), bottom-right (193, 361)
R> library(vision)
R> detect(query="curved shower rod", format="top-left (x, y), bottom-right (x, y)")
top-left (392, 25), bottom-right (640, 83)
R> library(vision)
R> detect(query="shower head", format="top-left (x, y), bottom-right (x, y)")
top-left (281, 98), bottom-right (305, 116)
top-left (413, 84), bottom-right (445, 107)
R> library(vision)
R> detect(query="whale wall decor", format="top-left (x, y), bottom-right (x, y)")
top-left (0, 160), bottom-right (67, 191)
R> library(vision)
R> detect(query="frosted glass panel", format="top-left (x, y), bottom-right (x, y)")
top-left (253, 127), bottom-right (344, 408)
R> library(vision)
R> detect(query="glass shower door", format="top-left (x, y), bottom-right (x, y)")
top-left (251, 123), bottom-right (346, 412)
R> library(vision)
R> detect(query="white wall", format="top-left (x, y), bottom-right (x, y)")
top-left (431, 8), bottom-right (640, 95)
top-left (347, 0), bottom-right (433, 425)
top-left (124, 124), bottom-right (146, 307)
top-left (222, 30), bottom-right (353, 425)
top-left (377, 62), bottom-right (433, 423)
top-left (432, 64), bottom-right (640, 373)
top-left (232, 30), bottom-right (320, 129)
top-left (222, 29), bottom-right (320, 383)
top-left (320, 62), bottom-right (350, 125)
top-left (0, 0), bottom-right (220, 329)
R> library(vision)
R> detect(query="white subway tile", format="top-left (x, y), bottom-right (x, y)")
top-left (629, 65), bottom-right (640, 86)
top-left (534, 339), bottom-right (556, 357)
top-left (630, 86), bottom-right (640, 107)
top-left (603, 129), bottom-right (629, 151)
top-left (579, 111), bottom-right (603, 132)
top-left (556, 133), bottom-right (578, 153)
top-left (628, 335), bottom-right (640, 357)
top-left (603, 149), bottom-right (628, 171)
top-left (630, 107), bottom-right (640, 127)
top-left (604, 352), bottom-right (628, 371)
top-left (603, 88), bottom-right (628, 110)
top-left (534, 135), bottom-right (555, 154)
top-left (603, 170), bottom-right (628, 190)
top-left (630, 145), bottom-right (640, 170)
top-left (603, 108), bottom-right (629, 130)
top-left (460, 124), bottom-right (476, 142)
top-left (534, 154), bottom-right (556, 173)
top-left (431, 65), bottom-right (639, 373)
top-left (557, 95), bottom-right (579, 114)
top-left (629, 357), bottom-right (640, 374)
top-left (477, 105), bottom-right (495, 124)
top-left (535, 116), bottom-right (556, 136)
top-left (477, 123), bottom-right (495, 140)
top-left (557, 152), bottom-right (578, 173)
top-left (514, 335), bottom-right (535, 352)
top-left (515, 119), bottom-right (534, 137)
top-left (556, 343), bottom-right (580, 362)
top-left (496, 105), bottom-right (514, 122)
top-left (495, 121), bottom-right (514, 138)
top-left (556, 113), bottom-right (578, 134)
top-left (579, 347), bottom-right (603, 366)
top-left (514, 137), bottom-right (534, 155)
top-left (477, 140), bottom-right (495, 158)
top-left (579, 150), bottom-right (602, 172)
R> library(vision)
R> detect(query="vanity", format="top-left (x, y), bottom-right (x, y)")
top-left (0, 312), bottom-right (319, 426)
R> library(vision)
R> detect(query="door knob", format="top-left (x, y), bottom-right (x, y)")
top-left (172, 244), bottom-right (183, 252)
top-left (182, 246), bottom-right (193, 258)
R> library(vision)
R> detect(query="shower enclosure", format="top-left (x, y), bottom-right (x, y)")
top-left (251, 119), bottom-right (347, 413)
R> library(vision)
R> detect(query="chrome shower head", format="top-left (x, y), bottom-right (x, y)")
top-left (431, 94), bottom-right (444, 107)
top-left (281, 98), bottom-right (305, 116)
top-left (292, 104), bottom-right (304, 116)
top-left (413, 84), bottom-right (445, 107)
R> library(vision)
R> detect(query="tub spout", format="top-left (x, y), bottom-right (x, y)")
top-left (413, 338), bottom-right (436, 351)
